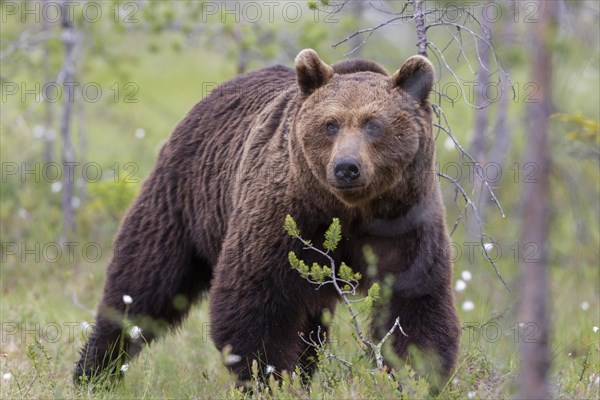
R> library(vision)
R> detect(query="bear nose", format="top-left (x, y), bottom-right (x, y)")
top-left (334, 158), bottom-right (361, 183)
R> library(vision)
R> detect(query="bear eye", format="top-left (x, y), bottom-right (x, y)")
top-left (325, 121), bottom-right (339, 136)
top-left (364, 120), bottom-right (383, 136)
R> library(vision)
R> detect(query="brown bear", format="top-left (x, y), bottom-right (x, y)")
top-left (74, 49), bottom-right (461, 387)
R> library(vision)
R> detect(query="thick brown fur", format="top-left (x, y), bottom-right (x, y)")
top-left (75, 49), bottom-right (460, 387)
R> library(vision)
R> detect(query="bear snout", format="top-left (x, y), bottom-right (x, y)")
top-left (333, 158), bottom-right (362, 184)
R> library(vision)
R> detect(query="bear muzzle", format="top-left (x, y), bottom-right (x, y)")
top-left (333, 158), bottom-right (361, 185)
top-left (327, 158), bottom-right (371, 206)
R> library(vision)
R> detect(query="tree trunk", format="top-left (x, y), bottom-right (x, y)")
top-left (486, 69), bottom-right (511, 173)
top-left (230, 26), bottom-right (248, 76)
top-left (59, 0), bottom-right (76, 236)
top-left (412, 0), bottom-right (427, 57)
top-left (467, 12), bottom-right (490, 233)
top-left (77, 96), bottom-right (87, 200)
top-left (42, 0), bottom-right (55, 163)
top-left (518, 1), bottom-right (557, 398)
top-left (472, 14), bottom-right (490, 164)
top-left (488, 4), bottom-right (515, 197)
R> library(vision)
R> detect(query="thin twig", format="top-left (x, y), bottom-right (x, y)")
top-left (332, 15), bottom-right (413, 50)
top-left (438, 173), bottom-right (510, 292)
top-left (292, 231), bottom-right (408, 371)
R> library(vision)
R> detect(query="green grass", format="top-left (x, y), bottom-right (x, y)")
top-left (1, 254), bottom-right (598, 398)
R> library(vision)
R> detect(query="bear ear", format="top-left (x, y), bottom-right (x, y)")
top-left (391, 55), bottom-right (435, 102)
top-left (295, 49), bottom-right (334, 95)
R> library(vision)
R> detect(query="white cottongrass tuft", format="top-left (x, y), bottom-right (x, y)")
top-left (120, 364), bottom-right (129, 372)
top-left (483, 242), bottom-right (494, 252)
top-left (135, 128), bottom-right (146, 139)
top-left (129, 325), bottom-right (142, 340)
top-left (581, 301), bottom-right (590, 310)
top-left (467, 391), bottom-right (476, 399)
top-left (265, 365), bottom-right (276, 375)
top-left (51, 181), bottom-right (62, 193)
top-left (81, 321), bottom-right (92, 332)
top-left (33, 125), bottom-right (45, 138)
top-left (461, 270), bottom-right (472, 281)
top-left (462, 300), bottom-right (475, 311)
top-left (444, 137), bottom-right (455, 151)
top-left (122, 295), bottom-right (133, 305)
top-left (17, 208), bottom-right (28, 220)
top-left (2, 372), bottom-right (11, 381)
top-left (224, 354), bottom-right (242, 366)
top-left (593, 326), bottom-right (599, 333)
top-left (455, 279), bottom-right (467, 292)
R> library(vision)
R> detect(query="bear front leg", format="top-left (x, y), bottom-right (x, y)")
top-left (209, 276), bottom-right (308, 384)
top-left (208, 223), bottom-right (332, 386)
top-left (365, 218), bottom-right (461, 384)
top-left (373, 285), bottom-right (461, 385)
top-left (74, 311), bottom-right (143, 386)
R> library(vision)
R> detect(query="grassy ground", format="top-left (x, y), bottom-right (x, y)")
top-left (1, 252), bottom-right (598, 398)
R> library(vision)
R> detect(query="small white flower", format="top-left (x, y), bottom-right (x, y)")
top-left (51, 181), bottom-right (62, 193)
top-left (581, 301), bottom-right (590, 310)
top-left (17, 208), bottom-right (28, 220)
top-left (483, 242), bottom-right (494, 252)
top-left (81, 322), bottom-right (93, 339)
top-left (129, 326), bottom-right (142, 340)
top-left (135, 128), bottom-right (146, 139)
top-left (2, 372), bottom-right (11, 381)
top-left (444, 137), bottom-right (455, 150)
top-left (71, 197), bottom-right (81, 209)
top-left (461, 270), bottom-right (472, 281)
top-left (467, 391), bottom-right (476, 399)
top-left (224, 354), bottom-right (242, 365)
top-left (462, 300), bottom-right (475, 311)
top-left (265, 365), bottom-right (276, 375)
top-left (33, 125), bottom-right (45, 138)
top-left (593, 326), bottom-right (599, 333)
top-left (519, 322), bottom-right (525, 328)
top-left (455, 279), bottom-right (467, 292)
top-left (122, 295), bottom-right (133, 305)
top-left (120, 364), bottom-right (129, 372)
top-left (568, 352), bottom-right (572, 357)
top-left (452, 378), bottom-right (458, 386)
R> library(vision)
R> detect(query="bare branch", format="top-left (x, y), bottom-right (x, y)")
top-left (433, 106), bottom-right (505, 218)
top-left (0, 27), bottom-right (56, 62)
top-left (292, 234), bottom-right (376, 350)
top-left (332, 15), bottom-right (413, 51)
top-left (290, 226), bottom-right (411, 371)
top-left (438, 172), bottom-right (510, 292)
top-left (66, 290), bottom-right (95, 316)
top-left (375, 317), bottom-right (407, 365)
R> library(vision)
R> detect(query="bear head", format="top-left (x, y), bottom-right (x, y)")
top-left (293, 49), bottom-right (436, 208)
